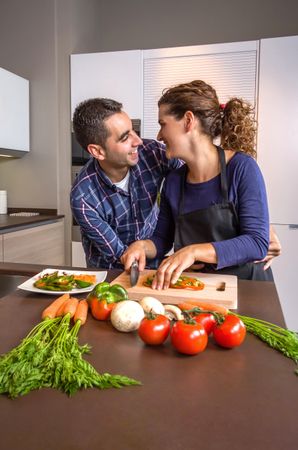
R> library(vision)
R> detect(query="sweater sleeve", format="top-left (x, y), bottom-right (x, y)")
top-left (212, 156), bottom-right (270, 269)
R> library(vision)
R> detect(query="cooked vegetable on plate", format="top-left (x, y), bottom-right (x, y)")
top-left (34, 271), bottom-right (97, 291)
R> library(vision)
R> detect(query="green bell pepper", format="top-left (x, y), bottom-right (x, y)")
top-left (87, 282), bottom-right (128, 304)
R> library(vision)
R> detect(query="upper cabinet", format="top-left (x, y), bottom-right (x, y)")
top-left (0, 67), bottom-right (30, 158)
top-left (71, 43), bottom-right (258, 138)
top-left (257, 36), bottom-right (298, 225)
top-left (142, 41), bottom-right (258, 139)
top-left (70, 50), bottom-right (142, 120)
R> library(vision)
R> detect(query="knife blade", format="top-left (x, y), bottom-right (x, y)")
top-left (130, 260), bottom-right (139, 287)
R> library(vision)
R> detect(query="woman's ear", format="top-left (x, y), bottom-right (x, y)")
top-left (184, 111), bottom-right (195, 132)
top-left (87, 143), bottom-right (105, 160)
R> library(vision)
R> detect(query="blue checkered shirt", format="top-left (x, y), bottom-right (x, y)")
top-left (70, 139), bottom-right (182, 269)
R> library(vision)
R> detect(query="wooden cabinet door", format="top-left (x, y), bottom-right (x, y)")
top-left (0, 235), bottom-right (3, 262)
top-left (3, 220), bottom-right (65, 265)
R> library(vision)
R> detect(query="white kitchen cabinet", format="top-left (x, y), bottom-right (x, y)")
top-left (2, 220), bottom-right (65, 265)
top-left (70, 50), bottom-right (142, 119)
top-left (257, 36), bottom-right (298, 330)
top-left (71, 241), bottom-right (87, 268)
top-left (0, 67), bottom-right (30, 157)
top-left (271, 225), bottom-right (298, 331)
top-left (257, 36), bottom-right (298, 224)
top-left (143, 41), bottom-right (258, 139)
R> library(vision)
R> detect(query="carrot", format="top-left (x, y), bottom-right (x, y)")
top-left (41, 293), bottom-right (70, 319)
top-left (56, 299), bottom-right (70, 317)
top-left (56, 297), bottom-right (78, 317)
top-left (63, 297), bottom-right (79, 318)
top-left (73, 299), bottom-right (89, 325)
top-left (178, 301), bottom-right (229, 316)
top-left (73, 274), bottom-right (97, 284)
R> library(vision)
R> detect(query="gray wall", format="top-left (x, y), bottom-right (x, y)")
top-left (90, 0), bottom-right (298, 52)
top-left (0, 0), bottom-right (102, 262)
top-left (0, 0), bottom-right (58, 207)
top-left (0, 0), bottom-right (297, 263)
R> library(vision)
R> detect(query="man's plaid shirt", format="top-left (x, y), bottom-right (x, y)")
top-left (70, 139), bottom-right (181, 269)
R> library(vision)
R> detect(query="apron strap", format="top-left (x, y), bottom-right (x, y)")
top-left (217, 146), bottom-right (229, 202)
top-left (178, 165), bottom-right (187, 215)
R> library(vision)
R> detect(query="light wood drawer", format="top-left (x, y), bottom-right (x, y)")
top-left (3, 220), bottom-right (65, 265)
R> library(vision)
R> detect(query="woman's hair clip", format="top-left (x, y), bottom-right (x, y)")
top-left (219, 103), bottom-right (226, 118)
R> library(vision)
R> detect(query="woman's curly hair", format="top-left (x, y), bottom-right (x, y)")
top-left (221, 98), bottom-right (256, 158)
top-left (158, 80), bottom-right (257, 158)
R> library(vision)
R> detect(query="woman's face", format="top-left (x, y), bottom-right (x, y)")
top-left (157, 104), bottom-right (187, 159)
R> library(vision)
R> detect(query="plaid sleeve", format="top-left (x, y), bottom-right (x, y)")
top-left (72, 198), bottom-right (127, 261)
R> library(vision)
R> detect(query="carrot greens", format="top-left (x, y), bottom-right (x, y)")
top-left (0, 315), bottom-right (140, 399)
top-left (233, 313), bottom-right (298, 363)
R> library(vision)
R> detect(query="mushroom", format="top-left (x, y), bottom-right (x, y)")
top-left (139, 296), bottom-right (165, 315)
top-left (164, 304), bottom-right (184, 321)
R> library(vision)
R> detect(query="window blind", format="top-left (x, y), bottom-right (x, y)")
top-left (143, 48), bottom-right (258, 139)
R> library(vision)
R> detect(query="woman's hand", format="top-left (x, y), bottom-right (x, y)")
top-left (152, 243), bottom-right (216, 290)
top-left (255, 225), bottom-right (282, 270)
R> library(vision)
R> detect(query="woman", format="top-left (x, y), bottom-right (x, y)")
top-left (121, 80), bottom-right (273, 288)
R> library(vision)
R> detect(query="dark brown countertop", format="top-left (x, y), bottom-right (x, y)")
top-left (0, 262), bottom-right (89, 276)
top-left (0, 213), bottom-right (64, 233)
top-left (0, 269), bottom-right (297, 450)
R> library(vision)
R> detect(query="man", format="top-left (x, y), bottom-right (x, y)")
top-left (70, 98), bottom-right (181, 269)
top-left (71, 97), bottom-right (281, 270)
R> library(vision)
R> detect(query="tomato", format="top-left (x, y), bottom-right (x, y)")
top-left (138, 314), bottom-right (170, 345)
top-left (170, 320), bottom-right (208, 355)
top-left (213, 314), bottom-right (246, 348)
top-left (194, 313), bottom-right (216, 335)
top-left (89, 297), bottom-right (116, 321)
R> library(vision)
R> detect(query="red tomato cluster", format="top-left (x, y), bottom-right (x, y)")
top-left (138, 314), bottom-right (171, 345)
top-left (170, 320), bottom-right (208, 355)
top-left (138, 311), bottom-right (246, 355)
top-left (213, 314), bottom-right (246, 349)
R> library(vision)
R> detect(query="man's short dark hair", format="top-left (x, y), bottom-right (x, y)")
top-left (72, 98), bottom-right (123, 150)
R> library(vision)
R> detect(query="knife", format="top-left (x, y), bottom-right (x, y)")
top-left (130, 260), bottom-right (140, 287)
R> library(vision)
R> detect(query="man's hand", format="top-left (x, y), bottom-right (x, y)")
top-left (255, 225), bottom-right (281, 270)
top-left (121, 241), bottom-right (148, 272)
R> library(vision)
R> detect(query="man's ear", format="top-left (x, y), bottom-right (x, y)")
top-left (87, 143), bottom-right (105, 160)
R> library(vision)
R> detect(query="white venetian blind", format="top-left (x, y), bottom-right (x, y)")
top-left (143, 42), bottom-right (258, 139)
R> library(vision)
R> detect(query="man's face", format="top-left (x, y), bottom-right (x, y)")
top-left (102, 112), bottom-right (142, 169)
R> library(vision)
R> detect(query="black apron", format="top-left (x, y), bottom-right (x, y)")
top-left (174, 147), bottom-right (273, 281)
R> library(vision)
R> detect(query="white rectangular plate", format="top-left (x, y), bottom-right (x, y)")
top-left (17, 268), bottom-right (107, 295)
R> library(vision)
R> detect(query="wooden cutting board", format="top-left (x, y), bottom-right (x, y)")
top-left (111, 270), bottom-right (238, 309)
